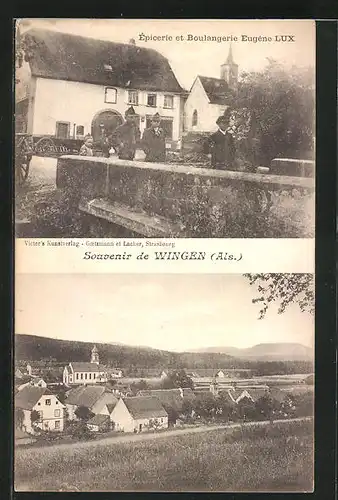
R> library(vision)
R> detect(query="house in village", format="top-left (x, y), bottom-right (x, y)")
top-left (17, 376), bottom-right (47, 392)
top-left (87, 414), bottom-right (111, 432)
top-left (137, 388), bottom-right (196, 422)
top-left (15, 386), bottom-right (66, 433)
top-left (16, 28), bottom-right (186, 148)
top-left (63, 345), bottom-right (122, 386)
top-left (184, 45), bottom-right (238, 134)
top-left (111, 396), bottom-right (168, 433)
top-left (64, 384), bottom-right (118, 421)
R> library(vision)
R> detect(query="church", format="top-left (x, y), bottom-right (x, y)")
top-left (183, 45), bottom-right (238, 133)
top-left (63, 346), bottom-right (123, 386)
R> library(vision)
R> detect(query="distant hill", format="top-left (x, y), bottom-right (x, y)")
top-left (15, 334), bottom-right (237, 370)
top-left (189, 343), bottom-right (314, 361)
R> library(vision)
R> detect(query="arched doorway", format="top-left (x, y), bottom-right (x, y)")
top-left (91, 109), bottom-right (123, 141)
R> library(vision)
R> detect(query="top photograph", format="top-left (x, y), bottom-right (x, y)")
top-left (15, 19), bottom-right (315, 239)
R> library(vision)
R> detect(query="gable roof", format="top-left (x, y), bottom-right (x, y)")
top-left (15, 386), bottom-right (53, 410)
top-left (123, 396), bottom-right (168, 419)
top-left (198, 76), bottom-right (234, 105)
top-left (69, 362), bottom-right (101, 372)
top-left (23, 29), bottom-right (184, 94)
top-left (92, 391), bottom-right (118, 410)
top-left (137, 388), bottom-right (195, 411)
top-left (87, 414), bottom-right (110, 426)
top-left (65, 385), bottom-right (106, 408)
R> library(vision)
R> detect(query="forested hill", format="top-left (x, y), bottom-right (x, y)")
top-left (15, 334), bottom-right (237, 369)
top-left (15, 335), bottom-right (314, 374)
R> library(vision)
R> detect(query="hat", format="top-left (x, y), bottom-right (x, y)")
top-left (125, 106), bottom-right (137, 116)
top-left (216, 113), bottom-right (230, 125)
top-left (151, 112), bottom-right (161, 121)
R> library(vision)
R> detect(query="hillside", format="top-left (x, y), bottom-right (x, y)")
top-left (189, 343), bottom-right (314, 361)
top-left (15, 334), bottom-right (237, 370)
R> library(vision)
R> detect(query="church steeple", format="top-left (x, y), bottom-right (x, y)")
top-left (91, 345), bottom-right (99, 364)
top-left (220, 44), bottom-right (239, 89)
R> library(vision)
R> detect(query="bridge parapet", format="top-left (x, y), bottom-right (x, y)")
top-left (55, 156), bottom-right (315, 238)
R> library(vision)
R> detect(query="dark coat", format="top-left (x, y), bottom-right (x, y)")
top-left (110, 122), bottom-right (141, 160)
top-left (205, 130), bottom-right (236, 169)
top-left (141, 127), bottom-right (166, 162)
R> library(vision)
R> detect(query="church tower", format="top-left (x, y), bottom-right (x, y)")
top-left (220, 44), bottom-right (239, 89)
top-left (91, 345), bottom-right (99, 364)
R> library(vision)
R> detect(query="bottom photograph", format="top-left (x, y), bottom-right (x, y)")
top-left (14, 273), bottom-right (314, 493)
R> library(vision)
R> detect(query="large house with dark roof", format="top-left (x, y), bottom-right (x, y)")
top-left (184, 45), bottom-right (238, 133)
top-left (64, 384), bottom-right (118, 420)
top-left (15, 385), bottom-right (66, 433)
top-left (111, 396), bottom-right (168, 433)
top-left (15, 28), bottom-right (186, 147)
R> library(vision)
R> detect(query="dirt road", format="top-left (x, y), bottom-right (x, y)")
top-left (30, 417), bottom-right (312, 452)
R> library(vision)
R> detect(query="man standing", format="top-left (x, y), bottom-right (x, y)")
top-left (205, 112), bottom-right (236, 170)
top-left (110, 106), bottom-right (140, 160)
top-left (141, 112), bottom-right (166, 162)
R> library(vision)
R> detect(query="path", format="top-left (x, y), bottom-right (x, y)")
top-left (29, 417), bottom-right (313, 452)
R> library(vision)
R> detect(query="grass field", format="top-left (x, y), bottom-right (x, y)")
top-left (15, 420), bottom-right (314, 492)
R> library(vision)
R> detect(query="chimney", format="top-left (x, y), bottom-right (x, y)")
top-left (129, 38), bottom-right (136, 45)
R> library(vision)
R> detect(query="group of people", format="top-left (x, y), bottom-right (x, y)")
top-left (79, 106), bottom-right (236, 170)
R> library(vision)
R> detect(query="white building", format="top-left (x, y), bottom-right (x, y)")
top-left (63, 345), bottom-right (122, 386)
top-left (184, 45), bottom-right (238, 133)
top-left (65, 385), bottom-right (118, 421)
top-left (15, 386), bottom-right (65, 433)
top-left (15, 28), bottom-right (186, 147)
top-left (111, 396), bottom-right (168, 433)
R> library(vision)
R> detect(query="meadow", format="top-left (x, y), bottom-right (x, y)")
top-left (15, 420), bottom-right (314, 492)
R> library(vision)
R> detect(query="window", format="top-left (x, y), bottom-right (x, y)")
top-left (164, 95), bottom-right (174, 109)
top-left (76, 373), bottom-right (79, 380)
top-left (128, 90), bottom-right (139, 105)
top-left (55, 420), bottom-right (60, 429)
top-left (147, 94), bottom-right (157, 107)
top-left (55, 121), bottom-right (70, 139)
top-left (192, 110), bottom-right (198, 127)
top-left (105, 87), bottom-right (117, 104)
top-left (93, 373), bottom-right (96, 379)
top-left (85, 373), bottom-right (87, 380)
top-left (76, 125), bottom-right (84, 136)
top-left (81, 373), bottom-right (83, 380)
top-left (89, 373), bottom-right (92, 379)
top-left (56, 401), bottom-right (58, 405)
top-left (54, 409), bottom-right (60, 417)
top-left (37, 402), bottom-right (41, 406)
top-left (45, 399), bottom-right (51, 406)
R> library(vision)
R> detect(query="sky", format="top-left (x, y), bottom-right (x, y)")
top-left (15, 274), bottom-right (314, 351)
top-left (17, 19), bottom-right (315, 90)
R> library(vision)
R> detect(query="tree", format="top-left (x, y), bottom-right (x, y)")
top-left (244, 273), bottom-right (314, 319)
top-left (30, 410), bottom-right (40, 427)
top-left (15, 408), bottom-right (25, 429)
top-left (161, 370), bottom-right (194, 390)
top-left (74, 405), bottom-right (95, 422)
top-left (233, 60), bottom-right (315, 166)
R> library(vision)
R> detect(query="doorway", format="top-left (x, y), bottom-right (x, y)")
top-left (91, 110), bottom-right (123, 141)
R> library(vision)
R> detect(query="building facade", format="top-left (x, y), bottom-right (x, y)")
top-left (183, 45), bottom-right (238, 133)
top-left (15, 386), bottom-right (65, 433)
top-left (111, 397), bottom-right (168, 433)
top-left (15, 28), bottom-right (185, 147)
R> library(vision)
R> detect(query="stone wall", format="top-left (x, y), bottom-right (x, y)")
top-left (55, 156), bottom-right (315, 238)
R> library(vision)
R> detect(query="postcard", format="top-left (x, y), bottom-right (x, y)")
top-left (14, 18), bottom-right (315, 494)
